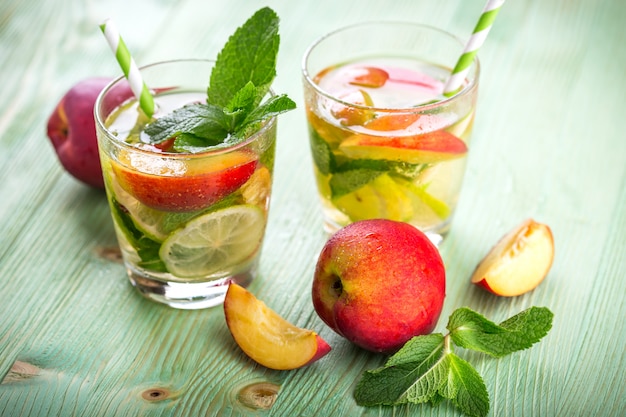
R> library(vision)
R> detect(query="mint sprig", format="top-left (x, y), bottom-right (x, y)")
top-left (354, 307), bottom-right (554, 417)
top-left (144, 7), bottom-right (295, 152)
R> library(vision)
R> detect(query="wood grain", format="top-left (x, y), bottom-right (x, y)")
top-left (1, 0), bottom-right (625, 416)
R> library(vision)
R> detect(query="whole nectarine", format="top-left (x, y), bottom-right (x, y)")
top-left (47, 77), bottom-right (112, 188)
top-left (312, 219), bottom-right (446, 353)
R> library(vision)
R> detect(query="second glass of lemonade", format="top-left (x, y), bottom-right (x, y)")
top-left (95, 59), bottom-right (276, 309)
top-left (302, 22), bottom-right (479, 244)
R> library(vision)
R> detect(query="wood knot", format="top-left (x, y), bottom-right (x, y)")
top-left (95, 246), bottom-right (123, 263)
top-left (141, 388), bottom-right (170, 402)
top-left (237, 382), bottom-right (280, 410)
top-left (1, 361), bottom-right (41, 384)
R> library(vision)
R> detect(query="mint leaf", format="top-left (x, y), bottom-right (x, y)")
top-left (329, 167), bottom-right (386, 197)
top-left (448, 307), bottom-right (554, 357)
top-left (354, 334), bottom-right (445, 406)
top-left (172, 133), bottom-right (226, 154)
top-left (236, 94), bottom-right (296, 138)
top-left (308, 127), bottom-right (336, 175)
top-left (208, 7), bottom-right (278, 108)
top-left (330, 159), bottom-right (407, 197)
top-left (110, 199), bottom-right (166, 272)
top-left (439, 353), bottom-right (489, 417)
top-left (353, 307), bottom-right (554, 417)
top-left (143, 103), bottom-right (230, 144)
top-left (225, 81), bottom-right (259, 124)
top-left (143, 7), bottom-right (294, 152)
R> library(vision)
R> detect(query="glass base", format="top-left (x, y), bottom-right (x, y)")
top-left (126, 264), bottom-right (255, 309)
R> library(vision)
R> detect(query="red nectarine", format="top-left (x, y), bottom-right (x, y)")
top-left (312, 219), bottom-right (446, 353)
top-left (47, 77), bottom-right (113, 188)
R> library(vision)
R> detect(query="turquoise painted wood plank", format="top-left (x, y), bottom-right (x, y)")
top-left (1, 0), bottom-right (625, 416)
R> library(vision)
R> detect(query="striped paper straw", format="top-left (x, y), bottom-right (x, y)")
top-left (99, 18), bottom-right (154, 118)
top-left (443, 0), bottom-right (505, 97)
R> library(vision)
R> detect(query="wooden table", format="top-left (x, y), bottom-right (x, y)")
top-left (1, 0), bottom-right (624, 415)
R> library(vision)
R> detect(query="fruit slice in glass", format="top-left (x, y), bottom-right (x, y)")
top-left (112, 149), bottom-right (258, 212)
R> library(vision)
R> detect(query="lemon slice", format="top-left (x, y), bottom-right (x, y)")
top-left (159, 205), bottom-right (265, 278)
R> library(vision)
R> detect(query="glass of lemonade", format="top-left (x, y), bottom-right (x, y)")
top-left (302, 22), bottom-right (479, 244)
top-left (95, 59), bottom-right (276, 309)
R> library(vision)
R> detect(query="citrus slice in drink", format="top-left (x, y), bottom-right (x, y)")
top-left (332, 174), bottom-right (413, 222)
top-left (394, 177), bottom-right (451, 228)
top-left (159, 205), bottom-right (265, 278)
top-left (110, 179), bottom-right (195, 241)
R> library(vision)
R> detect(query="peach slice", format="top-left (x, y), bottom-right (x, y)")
top-left (349, 66), bottom-right (390, 87)
top-left (331, 89), bottom-right (374, 126)
top-left (471, 219), bottom-right (554, 296)
top-left (112, 150), bottom-right (257, 212)
top-left (364, 112), bottom-right (422, 131)
top-left (339, 130), bottom-right (467, 164)
top-left (224, 283), bottom-right (331, 370)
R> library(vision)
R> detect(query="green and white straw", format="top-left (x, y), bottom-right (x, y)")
top-left (443, 0), bottom-right (505, 97)
top-left (99, 18), bottom-right (155, 118)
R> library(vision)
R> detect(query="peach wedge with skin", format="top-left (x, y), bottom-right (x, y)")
top-left (471, 219), bottom-right (554, 296)
top-left (224, 283), bottom-right (331, 370)
top-left (339, 130), bottom-right (467, 164)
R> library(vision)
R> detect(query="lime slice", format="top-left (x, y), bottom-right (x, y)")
top-left (110, 179), bottom-right (194, 241)
top-left (332, 174), bottom-right (413, 222)
top-left (395, 177), bottom-right (450, 227)
top-left (132, 205), bottom-right (197, 242)
top-left (159, 205), bottom-right (265, 278)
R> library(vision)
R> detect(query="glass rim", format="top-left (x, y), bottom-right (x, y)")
top-left (301, 21), bottom-right (480, 112)
top-left (94, 58), bottom-right (277, 158)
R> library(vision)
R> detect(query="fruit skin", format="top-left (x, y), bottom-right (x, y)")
top-left (224, 283), bottom-right (331, 370)
top-left (471, 219), bottom-right (554, 297)
top-left (47, 77), bottom-right (113, 188)
top-left (113, 151), bottom-right (258, 212)
top-left (339, 130), bottom-right (467, 164)
top-left (312, 219), bottom-right (446, 353)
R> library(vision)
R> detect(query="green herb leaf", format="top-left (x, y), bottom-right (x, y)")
top-left (329, 169), bottom-right (385, 197)
top-left (308, 127), bottom-right (336, 176)
top-left (144, 7), bottom-right (293, 152)
top-left (353, 307), bottom-right (554, 417)
top-left (329, 158), bottom-right (397, 197)
top-left (110, 199), bottom-right (166, 272)
top-left (143, 103), bottom-right (230, 145)
top-left (236, 94), bottom-right (296, 138)
top-left (439, 353), bottom-right (490, 417)
top-left (208, 7), bottom-right (279, 108)
top-left (354, 334), bottom-right (446, 406)
top-left (448, 307), bottom-right (554, 357)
